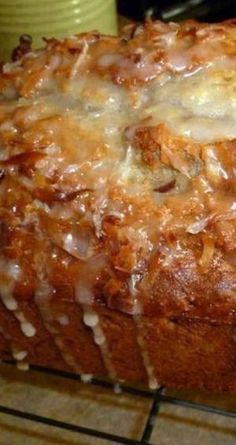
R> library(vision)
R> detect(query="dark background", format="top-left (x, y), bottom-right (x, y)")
top-left (118, 0), bottom-right (236, 22)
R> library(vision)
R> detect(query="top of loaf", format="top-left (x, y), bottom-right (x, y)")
top-left (0, 20), bottom-right (235, 324)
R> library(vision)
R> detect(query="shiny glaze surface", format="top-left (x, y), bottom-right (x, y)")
top-left (0, 20), bottom-right (235, 336)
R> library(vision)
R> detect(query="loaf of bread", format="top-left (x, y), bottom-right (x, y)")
top-left (0, 20), bottom-right (235, 392)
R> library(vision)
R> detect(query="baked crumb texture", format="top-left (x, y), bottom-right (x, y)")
top-left (0, 20), bottom-right (235, 392)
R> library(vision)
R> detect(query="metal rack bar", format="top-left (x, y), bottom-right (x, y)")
top-left (0, 361), bottom-right (235, 444)
top-left (160, 395), bottom-right (236, 418)
top-left (27, 363), bottom-right (154, 398)
top-left (0, 404), bottom-right (143, 445)
top-left (26, 363), bottom-right (236, 418)
top-left (141, 389), bottom-right (164, 444)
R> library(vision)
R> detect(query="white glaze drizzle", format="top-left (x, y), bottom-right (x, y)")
top-left (12, 345), bottom-right (29, 371)
top-left (129, 275), bottom-right (159, 390)
top-left (75, 260), bottom-right (117, 380)
top-left (17, 361), bottom-right (29, 371)
top-left (80, 303), bottom-right (117, 380)
top-left (80, 373), bottom-right (93, 383)
top-left (0, 259), bottom-right (36, 338)
top-left (12, 347), bottom-right (28, 361)
top-left (0, 324), bottom-right (29, 370)
top-left (14, 311), bottom-right (36, 338)
top-left (134, 315), bottom-right (159, 390)
top-left (34, 279), bottom-right (82, 373)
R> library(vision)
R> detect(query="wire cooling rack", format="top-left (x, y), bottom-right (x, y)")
top-left (0, 361), bottom-right (236, 445)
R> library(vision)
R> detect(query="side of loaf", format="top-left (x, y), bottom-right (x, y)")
top-left (0, 19), bottom-right (235, 392)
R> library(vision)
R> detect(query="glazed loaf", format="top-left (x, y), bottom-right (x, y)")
top-left (0, 20), bottom-right (235, 392)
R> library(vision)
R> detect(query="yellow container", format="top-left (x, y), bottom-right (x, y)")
top-left (0, 0), bottom-right (117, 61)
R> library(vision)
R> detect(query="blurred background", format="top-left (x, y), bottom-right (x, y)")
top-left (118, 0), bottom-right (236, 22)
top-left (1, 0), bottom-right (236, 61)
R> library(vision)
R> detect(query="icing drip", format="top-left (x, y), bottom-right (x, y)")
top-left (35, 281), bottom-right (82, 373)
top-left (0, 259), bottom-right (36, 338)
top-left (17, 361), bottom-right (29, 371)
top-left (81, 373), bottom-right (93, 383)
top-left (129, 275), bottom-right (159, 390)
top-left (0, 324), bottom-right (29, 370)
top-left (82, 305), bottom-right (117, 380)
top-left (12, 346), bottom-right (29, 371)
top-left (12, 347), bottom-right (28, 361)
top-left (14, 311), bottom-right (36, 337)
top-left (134, 315), bottom-right (159, 390)
top-left (75, 266), bottom-right (118, 380)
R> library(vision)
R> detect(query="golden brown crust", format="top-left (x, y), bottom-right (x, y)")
top-left (0, 20), bottom-right (235, 391)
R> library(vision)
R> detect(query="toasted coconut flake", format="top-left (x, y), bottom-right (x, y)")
top-left (199, 235), bottom-right (215, 268)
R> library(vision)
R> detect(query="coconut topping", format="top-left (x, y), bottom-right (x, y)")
top-left (0, 21), bottom-right (236, 385)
